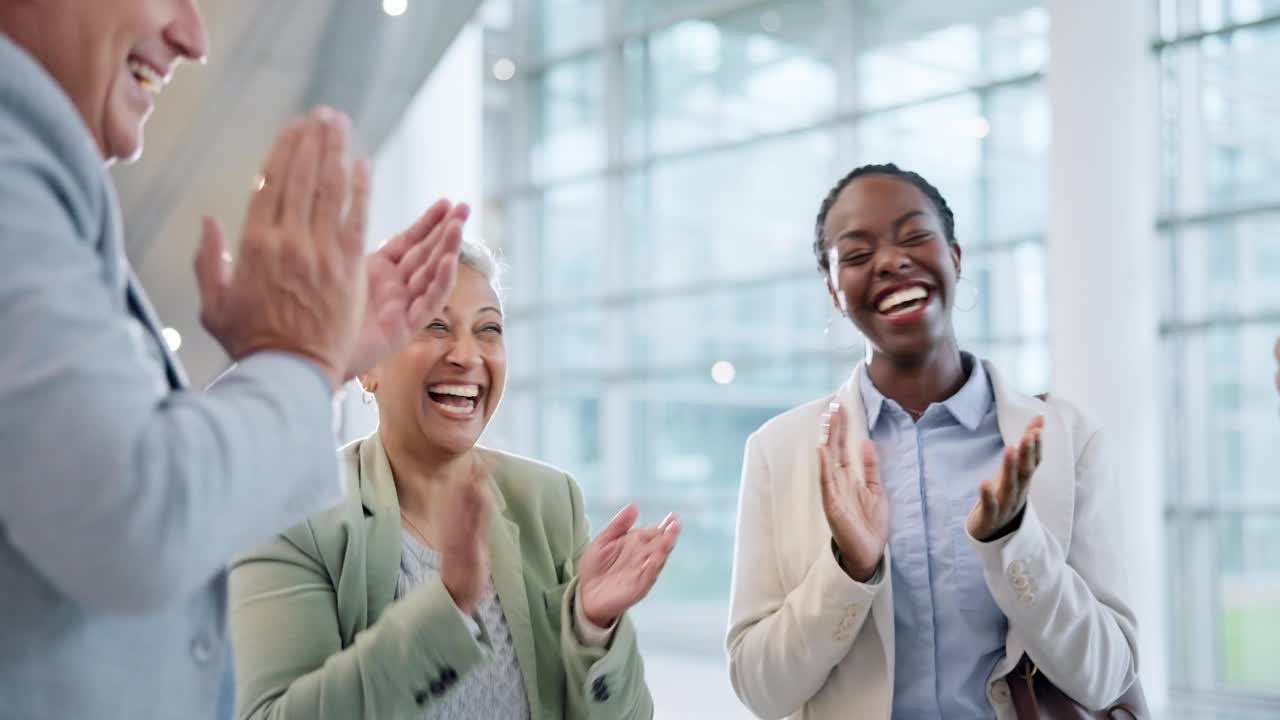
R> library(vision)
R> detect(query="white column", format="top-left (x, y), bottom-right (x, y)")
top-left (1046, 0), bottom-right (1167, 711)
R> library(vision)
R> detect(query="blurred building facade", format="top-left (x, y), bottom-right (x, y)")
top-left (360, 1), bottom-right (1280, 716)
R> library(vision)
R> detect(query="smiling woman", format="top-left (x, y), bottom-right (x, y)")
top-left (725, 163), bottom-right (1144, 719)
top-left (229, 238), bottom-right (681, 720)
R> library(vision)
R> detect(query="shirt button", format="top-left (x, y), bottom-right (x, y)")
top-left (191, 633), bottom-right (213, 663)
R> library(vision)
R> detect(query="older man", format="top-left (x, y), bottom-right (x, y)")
top-left (0, 1), bottom-right (466, 718)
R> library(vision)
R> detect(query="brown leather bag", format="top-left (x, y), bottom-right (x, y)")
top-left (1007, 656), bottom-right (1150, 719)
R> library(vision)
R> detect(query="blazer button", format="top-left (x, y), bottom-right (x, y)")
top-left (441, 667), bottom-right (458, 684)
top-left (1011, 575), bottom-right (1030, 590)
top-left (990, 680), bottom-right (1011, 703)
top-left (414, 690), bottom-right (429, 706)
top-left (429, 680), bottom-right (445, 696)
top-left (190, 634), bottom-right (213, 664)
top-left (1008, 560), bottom-right (1027, 576)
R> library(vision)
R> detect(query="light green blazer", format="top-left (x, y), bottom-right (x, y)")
top-left (229, 432), bottom-right (653, 720)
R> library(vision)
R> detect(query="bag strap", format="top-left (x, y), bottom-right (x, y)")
top-left (1019, 656), bottom-right (1042, 717)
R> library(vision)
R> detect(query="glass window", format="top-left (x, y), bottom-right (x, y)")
top-left (1159, 5), bottom-right (1280, 702)
top-left (530, 0), bottom-right (603, 56)
top-left (530, 57), bottom-right (605, 182)
top-left (537, 179), bottom-right (606, 300)
top-left (541, 391), bottom-right (605, 493)
top-left (502, 306), bottom-right (539, 383)
top-left (1217, 512), bottom-right (1280, 692)
top-left (1160, 22), bottom-right (1280, 217)
top-left (1164, 213), bottom-right (1280, 325)
top-left (623, 357), bottom-right (844, 654)
top-left (624, 280), bottom-right (833, 372)
top-left (624, 1), bottom-right (837, 158)
top-left (953, 239), bottom-right (1048, 341)
top-left (854, 95), bottom-right (983, 240)
top-left (485, 0), bottom-right (1053, 713)
top-left (1165, 324), bottom-right (1280, 506)
top-left (623, 0), bottom-right (720, 31)
top-left (623, 128), bottom-right (837, 290)
top-left (1160, 0), bottom-right (1280, 38)
top-left (986, 84), bottom-right (1049, 241)
top-left (540, 309), bottom-right (607, 376)
top-left (857, 5), bottom-right (1047, 109)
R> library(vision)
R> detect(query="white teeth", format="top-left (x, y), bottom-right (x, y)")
top-left (127, 59), bottom-right (165, 94)
top-left (428, 384), bottom-right (480, 398)
top-left (431, 398), bottom-right (477, 416)
top-left (877, 286), bottom-right (929, 313)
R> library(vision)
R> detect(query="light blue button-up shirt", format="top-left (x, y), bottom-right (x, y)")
top-left (859, 355), bottom-right (1008, 719)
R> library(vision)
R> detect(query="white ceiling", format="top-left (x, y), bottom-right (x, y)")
top-left (111, 0), bottom-right (479, 385)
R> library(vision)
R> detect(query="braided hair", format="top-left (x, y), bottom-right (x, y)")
top-left (812, 163), bottom-right (957, 273)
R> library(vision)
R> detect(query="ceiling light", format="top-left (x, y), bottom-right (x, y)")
top-left (383, 0), bottom-right (407, 17)
top-left (493, 58), bottom-right (516, 81)
top-left (711, 360), bottom-right (736, 385)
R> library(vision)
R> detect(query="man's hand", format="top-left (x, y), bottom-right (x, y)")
top-left (195, 108), bottom-right (368, 389)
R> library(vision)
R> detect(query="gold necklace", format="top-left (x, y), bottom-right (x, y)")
top-left (399, 509), bottom-right (432, 547)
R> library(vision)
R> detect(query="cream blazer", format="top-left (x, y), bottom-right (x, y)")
top-left (726, 360), bottom-right (1139, 720)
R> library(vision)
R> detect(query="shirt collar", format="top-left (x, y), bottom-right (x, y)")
top-left (857, 365), bottom-right (889, 430)
top-left (858, 353), bottom-right (992, 431)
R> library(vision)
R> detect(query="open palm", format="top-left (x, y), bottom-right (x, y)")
top-left (578, 505), bottom-right (680, 628)
top-left (344, 200), bottom-right (467, 378)
top-left (967, 416), bottom-right (1044, 541)
top-left (818, 402), bottom-right (889, 581)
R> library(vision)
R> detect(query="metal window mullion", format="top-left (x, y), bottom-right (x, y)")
top-left (1151, 11), bottom-right (1280, 50)
top-left (511, 0), bottom-right (547, 455)
top-left (516, 0), bottom-right (785, 70)
top-left (600, 0), bottom-right (631, 507)
top-left (499, 71), bottom-right (1044, 197)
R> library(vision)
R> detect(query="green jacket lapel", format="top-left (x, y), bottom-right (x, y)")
top-left (485, 457), bottom-right (541, 713)
top-left (358, 434), bottom-right (405, 626)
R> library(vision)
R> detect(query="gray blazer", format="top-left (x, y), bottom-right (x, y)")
top-left (0, 34), bottom-right (347, 719)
